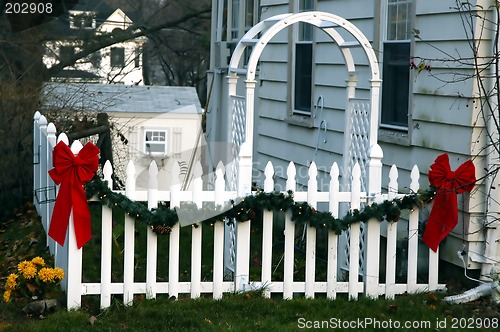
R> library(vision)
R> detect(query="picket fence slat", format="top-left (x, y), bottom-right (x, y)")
top-left (123, 161), bottom-right (136, 306)
top-left (32, 114), bottom-right (447, 310)
top-left (385, 165), bottom-right (399, 299)
top-left (213, 162), bottom-right (225, 299)
top-left (407, 165), bottom-right (420, 293)
top-left (169, 162), bottom-right (181, 299)
top-left (262, 162), bottom-right (274, 298)
top-left (191, 163), bottom-right (203, 299)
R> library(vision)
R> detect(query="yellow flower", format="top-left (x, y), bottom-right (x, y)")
top-left (3, 289), bottom-right (11, 302)
top-left (5, 274), bottom-right (18, 290)
top-left (31, 257), bottom-right (45, 267)
top-left (18, 261), bottom-right (37, 279)
top-left (53, 267), bottom-right (64, 280)
top-left (38, 268), bottom-right (56, 283)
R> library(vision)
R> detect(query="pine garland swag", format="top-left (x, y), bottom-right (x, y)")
top-left (84, 177), bottom-right (436, 235)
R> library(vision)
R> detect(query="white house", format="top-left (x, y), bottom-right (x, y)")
top-left (43, 1), bottom-right (145, 85)
top-left (40, 82), bottom-right (205, 191)
top-left (206, 0), bottom-right (500, 276)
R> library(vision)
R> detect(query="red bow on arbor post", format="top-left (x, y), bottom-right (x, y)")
top-left (422, 154), bottom-right (476, 252)
top-left (48, 141), bottom-right (100, 249)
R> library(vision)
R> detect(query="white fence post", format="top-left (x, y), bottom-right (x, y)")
top-left (65, 139), bottom-right (84, 310)
top-left (407, 165), bottom-right (420, 293)
top-left (348, 163), bottom-right (361, 300)
top-left (327, 163), bottom-right (340, 299)
top-left (385, 165), bottom-right (399, 299)
top-left (123, 160), bottom-right (136, 306)
top-left (235, 142), bottom-right (252, 292)
top-left (261, 162), bottom-right (274, 298)
top-left (283, 162), bottom-right (296, 299)
top-left (100, 161), bottom-right (114, 308)
top-left (169, 161), bottom-right (181, 299)
top-left (213, 162), bottom-right (226, 299)
top-left (305, 162), bottom-right (318, 299)
top-left (146, 161), bottom-right (158, 299)
top-left (364, 144), bottom-right (383, 298)
top-left (191, 162), bottom-right (203, 299)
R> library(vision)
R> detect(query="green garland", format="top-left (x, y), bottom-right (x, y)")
top-left (85, 177), bottom-right (436, 235)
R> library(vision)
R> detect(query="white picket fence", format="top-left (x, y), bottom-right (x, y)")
top-left (33, 112), bottom-right (446, 310)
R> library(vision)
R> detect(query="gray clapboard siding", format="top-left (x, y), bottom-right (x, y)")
top-left (259, 43), bottom-right (290, 62)
top-left (412, 93), bottom-right (473, 127)
top-left (259, 62), bottom-right (289, 82)
top-left (415, 11), bottom-right (489, 42)
top-left (318, 0), bottom-right (376, 20)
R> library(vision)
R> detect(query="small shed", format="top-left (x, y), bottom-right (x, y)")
top-left (40, 82), bottom-right (204, 190)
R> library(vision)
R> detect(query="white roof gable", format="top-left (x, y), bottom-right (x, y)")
top-left (98, 8), bottom-right (133, 32)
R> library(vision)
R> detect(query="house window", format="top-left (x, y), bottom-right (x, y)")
top-left (223, 0), bottom-right (260, 65)
top-left (110, 47), bottom-right (125, 68)
top-left (70, 13), bottom-right (95, 29)
top-left (134, 48), bottom-right (141, 68)
top-left (144, 130), bottom-right (168, 155)
top-left (380, 0), bottom-right (413, 129)
top-left (293, 0), bottom-right (314, 116)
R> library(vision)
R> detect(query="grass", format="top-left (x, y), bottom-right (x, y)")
top-left (1, 203), bottom-right (499, 331)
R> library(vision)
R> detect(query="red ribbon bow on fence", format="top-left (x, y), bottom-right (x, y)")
top-left (48, 141), bottom-right (100, 249)
top-left (422, 154), bottom-right (476, 252)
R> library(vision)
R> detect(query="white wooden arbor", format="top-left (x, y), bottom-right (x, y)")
top-left (226, 11), bottom-right (383, 275)
top-left (228, 11), bottom-right (381, 180)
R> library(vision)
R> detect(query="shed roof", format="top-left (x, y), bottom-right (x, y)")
top-left (40, 83), bottom-right (203, 115)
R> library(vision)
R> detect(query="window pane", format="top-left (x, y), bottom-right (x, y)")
top-left (231, 0), bottom-right (240, 40)
top-left (387, 0), bottom-right (412, 41)
top-left (381, 42), bottom-right (410, 127)
top-left (294, 43), bottom-right (313, 112)
top-left (146, 131), bottom-right (166, 142)
top-left (111, 47), bottom-right (125, 67)
top-left (245, 0), bottom-right (254, 27)
top-left (146, 143), bottom-right (165, 154)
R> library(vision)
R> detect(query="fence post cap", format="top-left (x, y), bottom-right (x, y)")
top-left (368, 143), bottom-right (383, 159)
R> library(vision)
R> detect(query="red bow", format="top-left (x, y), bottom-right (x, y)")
top-left (422, 154), bottom-right (476, 252)
top-left (48, 141), bottom-right (100, 249)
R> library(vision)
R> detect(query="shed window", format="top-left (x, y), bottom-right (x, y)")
top-left (144, 130), bottom-right (168, 155)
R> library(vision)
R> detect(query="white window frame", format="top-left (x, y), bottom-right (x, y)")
top-left (144, 129), bottom-right (168, 156)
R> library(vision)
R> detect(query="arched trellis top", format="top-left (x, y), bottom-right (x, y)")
top-left (227, 11), bottom-right (382, 190)
top-left (229, 11), bottom-right (381, 82)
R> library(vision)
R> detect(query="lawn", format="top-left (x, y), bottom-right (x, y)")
top-left (0, 203), bottom-right (499, 331)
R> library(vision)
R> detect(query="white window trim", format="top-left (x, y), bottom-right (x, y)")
top-left (143, 129), bottom-right (168, 156)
